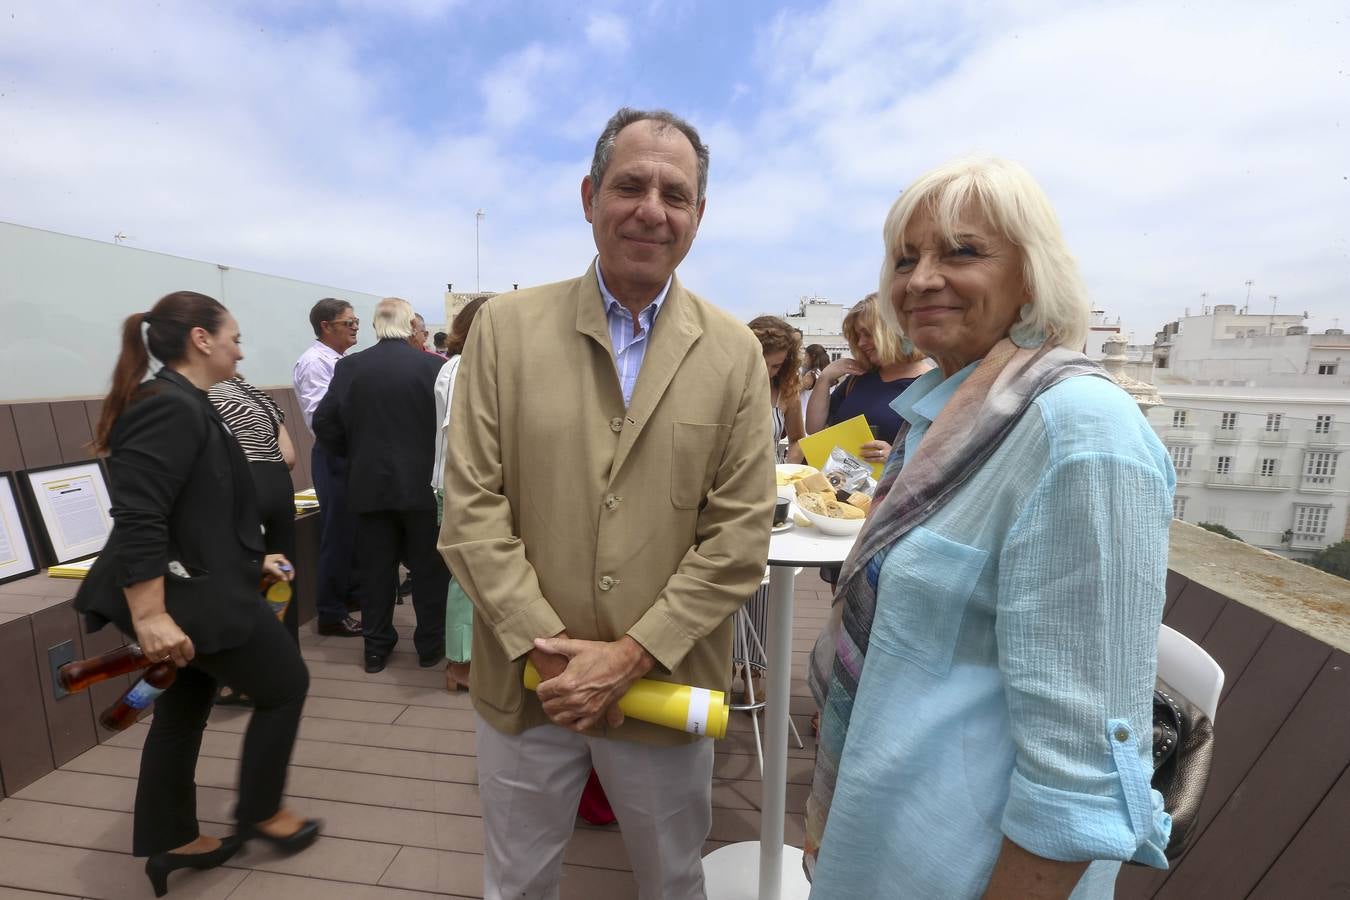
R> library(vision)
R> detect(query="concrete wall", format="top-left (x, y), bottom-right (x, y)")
top-left (0, 222), bottom-right (382, 402)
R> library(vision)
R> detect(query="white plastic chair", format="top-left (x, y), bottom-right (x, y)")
top-left (1156, 623), bottom-right (1224, 722)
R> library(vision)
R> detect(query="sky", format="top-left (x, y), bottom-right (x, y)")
top-left (2, 0), bottom-right (1347, 340)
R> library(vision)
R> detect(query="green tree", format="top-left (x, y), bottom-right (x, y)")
top-left (1307, 540), bottom-right (1350, 580)
top-left (1196, 522), bottom-right (1243, 541)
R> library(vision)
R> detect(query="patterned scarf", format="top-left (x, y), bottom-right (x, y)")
top-left (802, 338), bottom-right (1107, 876)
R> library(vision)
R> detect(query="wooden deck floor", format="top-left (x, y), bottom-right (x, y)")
top-left (0, 581), bottom-right (830, 899)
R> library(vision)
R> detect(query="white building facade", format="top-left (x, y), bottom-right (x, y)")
top-left (1145, 304), bottom-right (1350, 557)
top-left (782, 296), bottom-right (849, 360)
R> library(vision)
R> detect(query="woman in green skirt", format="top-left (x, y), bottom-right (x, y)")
top-left (432, 297), bottom-right (489, 691)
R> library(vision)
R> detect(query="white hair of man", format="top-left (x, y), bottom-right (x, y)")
top-left (372, 297), bottom-right (415, 340)
top-left (877, 155), bottom-right (1091, 351)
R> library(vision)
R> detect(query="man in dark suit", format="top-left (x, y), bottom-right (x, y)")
top-left (313, 297), bottom-right (449, 673)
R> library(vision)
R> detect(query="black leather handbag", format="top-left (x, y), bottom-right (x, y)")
top-left (1150, 678), bottom-right (1215, 861)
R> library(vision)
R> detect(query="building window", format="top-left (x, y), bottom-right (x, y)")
top-left (1251, 509), bottom-right (1270, 531)
top-left (1260, 458), bottom-right (1278, 477)
top-left (1172, 409), bottom-right (1188, 428)
top-left (1264, 413), bottom-right (1282, 432)
top-left (1315, 414), bottom-right (1333, 434)
top-left (1215, 456), bottom-right (1233, 475)
top-left (1207, 505), bottom-right (1226, 523)
top-left (1219, 412), bottom-right (1238, 431)
top-left (1317, 363), bottom-right (1338, 375)
top-left (1293, 505), bottom-right (1330, 540)
top-left (1172, 496), bottom-right (1187, 520)
top-left (1303, 451), bottom-right (1338, 485)
top-left (1168, 445), bottom-right (1193, 474)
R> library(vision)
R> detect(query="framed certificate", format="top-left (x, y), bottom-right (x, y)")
top-left (0, 473), bottom-right (39, 584)
top-left (21, 460), bottom-right (113, 565)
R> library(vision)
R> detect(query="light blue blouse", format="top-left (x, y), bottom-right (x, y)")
top-left (810, 368), bottom-right (1175, 899)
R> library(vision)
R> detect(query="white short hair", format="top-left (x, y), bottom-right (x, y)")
top-left (372, 297), bottom-right (415, 340)
top-left (877, 156), bottom-right (1090, 351)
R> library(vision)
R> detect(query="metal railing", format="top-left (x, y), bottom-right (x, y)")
top-left (1205, 471), bottom-right (1297, 489)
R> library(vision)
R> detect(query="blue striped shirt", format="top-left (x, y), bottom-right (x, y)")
top-left (596, 261), bottom-right (671, 407)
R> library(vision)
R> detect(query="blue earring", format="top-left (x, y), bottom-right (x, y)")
top-left (900, 336), bottom-right (915, 355)
top-left (1009, 304), bottom-right (1046, 349)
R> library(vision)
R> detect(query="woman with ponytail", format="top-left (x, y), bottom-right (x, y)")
top-left (77, 291), bottom-right (318, 897)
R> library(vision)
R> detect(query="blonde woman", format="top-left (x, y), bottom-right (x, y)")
top-left (804, 294), bottom-right (931, 466)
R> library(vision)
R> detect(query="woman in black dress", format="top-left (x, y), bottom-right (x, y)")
top-left (76, 291), bottom-right (318, 896)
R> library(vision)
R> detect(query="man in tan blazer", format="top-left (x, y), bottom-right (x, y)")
top-left (440, 107), bottom-right (774, 899)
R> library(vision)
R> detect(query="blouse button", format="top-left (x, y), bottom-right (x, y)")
top-left (1113, 726), bottom-right (1130, 743)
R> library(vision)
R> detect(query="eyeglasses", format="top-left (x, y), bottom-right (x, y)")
top-left (330, 318), bottom-right (360, 329)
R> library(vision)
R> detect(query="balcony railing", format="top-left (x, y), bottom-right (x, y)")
top-left (1299, 474), bottom-right (1338, 491)
top-left (1290, 530), bottom-right (1330, 549)
top-left (1206, 471), bottom-right (1296, 490)
top-left (1211, 427), bottom-right (1242, 443)
top-left (1161, 426), bottom-right (1198, 443)
top-left (1256, 429), bottom-right (1289, 445)
top-left (1305, 428), bottom-right (1344, 447)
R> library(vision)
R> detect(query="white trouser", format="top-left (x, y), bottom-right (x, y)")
top-left (475, 713), bottom-right (715, 900)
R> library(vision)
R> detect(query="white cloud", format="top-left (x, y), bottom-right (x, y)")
top-left (478, 43), bottom-right (573, 130)
top-left (585, 13), bottom-right (630, 53)
top-left (0, 0), bottom-right (1345, 344)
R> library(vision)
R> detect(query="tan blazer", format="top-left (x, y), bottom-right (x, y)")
top-left (439, 264), bottom-right (775, 745)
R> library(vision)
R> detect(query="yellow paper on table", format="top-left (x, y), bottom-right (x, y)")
top-left (798, 414), bottom-right (881, 479)
top-left (523, 661), bottom-right (729, 739)
top-left (48, 557), bottom-right (97, 579)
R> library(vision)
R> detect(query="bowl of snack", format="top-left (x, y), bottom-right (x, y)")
top-left (793, 473), bottom-right (870, 536)
top-left (775, 464), bottom-right (819, 501)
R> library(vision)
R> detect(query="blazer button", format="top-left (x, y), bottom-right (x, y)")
top-left (598, 575), bottom-right (615, 591)
top-left (609, 417), bottom-right (624, 432)
top-left (604, 494), bottom-right (621, 510)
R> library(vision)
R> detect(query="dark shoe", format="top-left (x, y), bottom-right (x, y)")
top-left (418, 652), bottom-right (446, 669)
top-left (317, 615), bottom-right (362, 637)
top-left (239, 818), bottom-right (322, 854)
top-left (364, 652), bottom-right (387, 674)
top-left (398, 576), bottom-right (413, 597)
top-left (145, 835), bottom-right (241, 897)
top-left (214, 686), bottom-right (253, 708)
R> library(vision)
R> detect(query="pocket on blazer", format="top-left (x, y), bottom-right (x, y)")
top-left (671, 421), bottom-right (730, 509)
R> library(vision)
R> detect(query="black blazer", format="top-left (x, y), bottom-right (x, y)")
top-left (75, 369), bottom-right (268, 654)
top-left (313, 338), bottom-right (445, 514)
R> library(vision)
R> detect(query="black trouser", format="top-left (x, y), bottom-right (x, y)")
top-left (250, 460), bottom-right (298, 643)
top-left (311, 444), bottom-right (357, 625)
top-left (354, 508), bottom-right (447, 659)
top-left (131, 600), bottom-right (309, 857)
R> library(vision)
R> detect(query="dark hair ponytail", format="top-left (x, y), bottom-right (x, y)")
top-left (93, 291), bottom-right (227, 452)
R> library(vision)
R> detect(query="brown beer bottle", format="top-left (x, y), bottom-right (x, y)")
top-left (58, 642), bottom-right (151, 693)
top-left (99, 662), bottom-right (177, 731)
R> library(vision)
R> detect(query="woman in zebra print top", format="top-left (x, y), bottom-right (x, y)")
top-left (208, 375), bottom-right (299, 654)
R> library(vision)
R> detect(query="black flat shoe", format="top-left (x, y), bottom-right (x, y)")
top-left (317, 615), bottom-right (363, 637)
top-left (364, 652), bottom-right (387, 673)
top-left (239, 818), bottom-right (322, 854)
top-left (418, 652), bottom-right (446, 669)
top-left (145, 835), bottom-right (241, 897)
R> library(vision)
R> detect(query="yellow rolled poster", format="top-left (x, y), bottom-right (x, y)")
top-left (523, 661), bottom-right (730, 739)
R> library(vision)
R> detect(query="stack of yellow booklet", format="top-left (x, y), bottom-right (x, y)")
top-left (294, 488), bottom-right (319, 514)
top-left (49, 557), bottom-right (97, 579)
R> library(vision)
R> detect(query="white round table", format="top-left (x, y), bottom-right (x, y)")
top-left (703, 521), bottom-right (856, 900)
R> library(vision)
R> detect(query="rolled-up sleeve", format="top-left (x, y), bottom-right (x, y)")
top-left (995, 451), bottom-right (1172, 868)
top-left (106, 392), bottom-right (206, 586)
